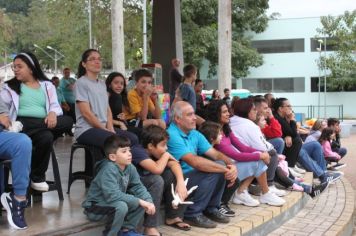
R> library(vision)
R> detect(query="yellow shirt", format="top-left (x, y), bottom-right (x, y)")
top-left (125, 89), bottom-right (155, 120)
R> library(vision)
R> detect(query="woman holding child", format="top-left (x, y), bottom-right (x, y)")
top-left (204, 100), bottom-right (285, 207)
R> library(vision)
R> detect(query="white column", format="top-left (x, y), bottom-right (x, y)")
top-left (111, 0), bottom-right (125, 73)
top-left (218, 0), bottom-right (232, 94)
top-left (143, 0), bottom-right (147, 63)
top-left (88, 0), bottom-right (92, 48)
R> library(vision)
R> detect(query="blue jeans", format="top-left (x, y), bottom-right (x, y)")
top-left (184, 169), bottom-right (225, 217)
top-left (140, 174), bottom-right (164, 228)
top-left (268, 138), bottom-right (285, 154)
top-left (333, 147), bottom-right (347, 158)
top-left (298, 147), bottom-right (324, 178)
top-left (0, 132), bottom-right (32, 196)
top-left (302, 141), bottom-right (327, 172)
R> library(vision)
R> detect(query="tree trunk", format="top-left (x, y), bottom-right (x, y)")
top-left (111, 0), bottom-right (125, 73)
top-left (218, 0), bottom-right (232, 92)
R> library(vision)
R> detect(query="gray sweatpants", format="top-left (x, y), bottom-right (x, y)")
top-left (84, 201), bottom-right (145, 236)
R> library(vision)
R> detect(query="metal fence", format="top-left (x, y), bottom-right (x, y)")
top-left (292, 105), bottom-right (343, 121)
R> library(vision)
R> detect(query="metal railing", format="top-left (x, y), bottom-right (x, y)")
top-left (292, 105), bottom-right (343, 121)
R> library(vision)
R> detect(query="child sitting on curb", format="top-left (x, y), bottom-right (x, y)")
top-left (319, 127), bottom-right (347, 170)
top-left (275, 154), bottom-right (329, 198)
top-left (82, 135), bottom-right (155, 236)
top-left (133, 125), bottom-right (191, 235)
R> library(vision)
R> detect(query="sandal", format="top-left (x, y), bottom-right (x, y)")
top-left (165, 220), bottom-right (191, 231)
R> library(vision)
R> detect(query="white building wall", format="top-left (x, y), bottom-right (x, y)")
top-left (244, 17), bottom-right (355, 119)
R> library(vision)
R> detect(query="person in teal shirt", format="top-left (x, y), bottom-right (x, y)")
top-left (59, 67), bottom-right (76, 122)
top-left (52, 76), bottom-right (70, 113)
top-left (167, 101), bottom-right (237, 228)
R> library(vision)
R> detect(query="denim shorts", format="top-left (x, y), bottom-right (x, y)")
top-left (235, 160), bottom-right (268, 181)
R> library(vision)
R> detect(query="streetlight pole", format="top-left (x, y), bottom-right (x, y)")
top-left (0, 48), bottom-right (8, 80)
top-left (323, 37), bottom-right (327, 119)
top-left (88, 0), bottom-right (93, 48)
top-left (47, 46), bottom-right (65, 75)
top-left (317, 39), bottom-right (323, 118)
top-left (33, 44), bottom-right (54, 61)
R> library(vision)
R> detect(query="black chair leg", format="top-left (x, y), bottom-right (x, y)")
top-left (84, 149), bottom-right (93, 188)
top-left (67, 146), bottom-right (76, 194)
top-left (51, 148), bottom-right (63, 200)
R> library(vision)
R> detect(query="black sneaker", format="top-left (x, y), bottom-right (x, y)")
top-left (326, 172), bottom-right (342, 183)
top-left (184, 215), bottom-right (217, 228)
top-left (320, 172), bottom-right (342, 184)
top-left (1, 192), bottom-right (28, 229)
top-left (204, 210), bottom-right (230, 223)
top-left (218, 204), bottom-right (235, 217)
top-left (332, 163), bottom-right (346, 170)
top-left (309, 181), bottom-right (329, 198)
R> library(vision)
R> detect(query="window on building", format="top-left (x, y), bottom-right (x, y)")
top-left (251, 39), bottom-right (305, 53)
top-left (242, 77), bottom-right (305, 93)
top-left (242, 79), bottom-right (272, 93)
top-left (310, 38), bottom-right (338, 52)
top-left (310, 77), bottom-right (325, 92)
top-left (310, 77), bottom-right (356, 92)
top-left (274, 78), bottom-right (305, 92)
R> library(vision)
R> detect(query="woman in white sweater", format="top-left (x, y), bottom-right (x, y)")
top-left (229, 98), bottom-right (286, 197)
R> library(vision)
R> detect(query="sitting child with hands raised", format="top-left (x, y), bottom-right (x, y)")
top-left (132, 125), bottom-right (192, 235)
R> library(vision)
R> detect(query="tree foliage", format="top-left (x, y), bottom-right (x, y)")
top-left (3, 0), bottom-right (145, 73)
top-left (317, 10), bottom-right (356, 91)
top-left (0, 0), bottom-right (31, 15)
top-left (181, 0), bottom-right (268, 78)
top-left (2, 0), bottom-right (268, 79)
top-left (0, 8), bottom-right (14, 61)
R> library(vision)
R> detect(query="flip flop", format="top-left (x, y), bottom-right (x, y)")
top-left (165, 221), bottom-right (191, 231)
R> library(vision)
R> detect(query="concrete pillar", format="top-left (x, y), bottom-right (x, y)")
top-left (218, 0), bottom-right (232, 93)
top-left (152, 0), bottom-right (183, 93)
top-left (111, 0), bottom-right (125, 73)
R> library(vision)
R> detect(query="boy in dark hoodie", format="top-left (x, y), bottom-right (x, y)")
top-left (82, 135), bottom-right (155, 236)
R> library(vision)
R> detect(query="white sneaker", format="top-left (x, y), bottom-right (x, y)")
top-left (289, 167), bottom-right (303, 178)
top-left (232, 190), bottom-right (260, 207)
top-left (269, 185), bottom-right (287, 197)
top-left (294, 165), bottom-right (306, 174)
top-left (31, 181), bottom-right (49, 192)
top-left (260, 191), bottom-right (286, 206)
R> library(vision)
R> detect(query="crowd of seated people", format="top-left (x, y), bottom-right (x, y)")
top-left (0, 49), bottom-right (348, 236)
